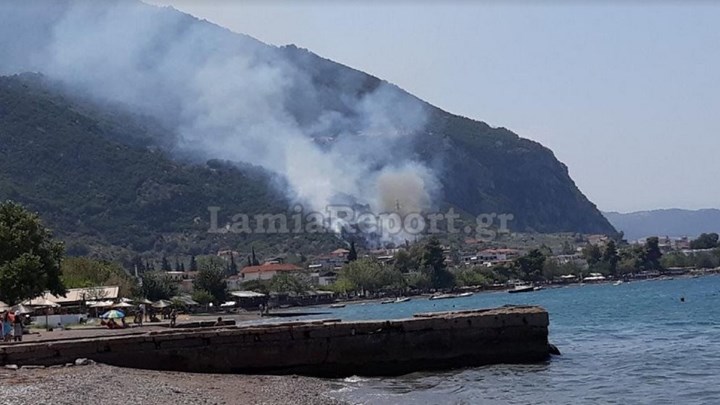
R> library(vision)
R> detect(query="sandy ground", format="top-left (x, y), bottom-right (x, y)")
top-left (0, 363), bottom-right (345, 405)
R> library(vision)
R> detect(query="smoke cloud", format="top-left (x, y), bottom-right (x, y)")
top-left (0, 0), bottom-right (441, 237)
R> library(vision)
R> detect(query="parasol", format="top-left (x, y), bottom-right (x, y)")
top-left (100, 309), bottom-right (125, 319)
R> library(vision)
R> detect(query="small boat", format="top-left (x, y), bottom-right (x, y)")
top-left (532, 286), bottom-right (543, 291)
top-left (380, 299), bottom-right (395, 305)
top-left (329, 303), bottom-right (346, 308)
top-left (395, 297), bottom-right (411, 303)
top-left (508, 285), bottom-right (535, 294)
top-left (457, 292), bottom-right (474, 298)
top-left (613, 281), bottom-right (624, 286)
top-left (429, 294), bottom-right (454, 300)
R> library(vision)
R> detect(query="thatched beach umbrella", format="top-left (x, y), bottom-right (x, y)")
top-left (152, 300), bottom-right (172, 309)
top-left (0, 301), bottom-right (10, 312)
top-left (112, 302), bottom-right (134, 308)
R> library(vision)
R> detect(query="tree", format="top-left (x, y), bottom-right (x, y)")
top-left (139, 271), bottom-right (177, 301)
top-left (642, 237), bottom-right (663, 270)
top-left (516, 249), bottom-right (546, 282)
top-left (0, 201), bottom-right (66, 304)
top-left (690, 233), bottom-right (719, 250)
top-left (161, 256), bottom-right (172, 272)
top-left (62, 257), bottom-right (137, 298)
top-left (189, 255), bottom-right (198, 272)
top-left (393, 247), bottom-right (421, 273)
top-left (347, 241), bottom-right (358, 262)
top-left (420, 237), bottom-right (454, 289)
top-left (251, 246), bottom-right (260, 266)
top-left (582, 245), bottom-right (602, 266)
top-left (242, 279), bottom-right (270, 295)
top-left (194, 256), bottom-right (228, 304)
top-left (602, 240), bottom-right (620, 275)
top-left (228, 253), bottom-right (238, 276)
top-left (191, 289), bottom-right (214, 309)
top-left (270, 272), bottom-right (310, 295)
top-left (455, 267), bottom-right (489, 287)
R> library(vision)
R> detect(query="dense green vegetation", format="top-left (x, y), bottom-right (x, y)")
top-left (0, 201), bottom-right (66, 304)
top-left (0, 74), bottom-right (342, 264)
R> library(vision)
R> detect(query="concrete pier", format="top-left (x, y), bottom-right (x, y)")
top-left (0, 306), bottom-right (550, 377)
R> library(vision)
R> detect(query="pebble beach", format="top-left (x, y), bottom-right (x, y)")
top-left (0, 363), bottom-right (344, 405)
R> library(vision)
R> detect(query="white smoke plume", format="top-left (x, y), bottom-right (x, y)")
top-left (0, 0), bottom-right (441, 233)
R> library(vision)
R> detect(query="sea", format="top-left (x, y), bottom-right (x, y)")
top-left (296, 275), bottom-right (720, 404)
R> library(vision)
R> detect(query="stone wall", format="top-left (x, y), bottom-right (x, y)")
top-left (0, 306), bottom-right (549, 377)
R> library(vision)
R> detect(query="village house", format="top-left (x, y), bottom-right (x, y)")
top-left (241, 263), bottom-right (304, 281)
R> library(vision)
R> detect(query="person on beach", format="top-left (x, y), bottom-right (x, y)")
top-left (0, 312), bottom-right (5, 341)
top-left (13, 314), bottom-right (23, 342)
top-left (3, 313), bottom-right (12, 342)
top-left (214, 317), bottom-right (223, 326)
top-left (169, 308), bottom-right (177, 327)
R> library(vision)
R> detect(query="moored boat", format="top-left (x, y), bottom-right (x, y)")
top-left (508, 285), bottom-right (535, 294)
top-left (329, 303), bottom-right (346, 308)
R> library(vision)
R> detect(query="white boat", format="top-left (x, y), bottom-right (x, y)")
top-left (457, 292), bottom-right (474, 298)
top-left (395, 297), bottom-right (411, 303)
top-left (329, 303), bottom-right (346, 308)
top-left (429, 294), bottom-right (454, 300)
top-left (508, 285), bottom-right (535, 294)
top-left (613, 281), bottom-right (624, 286)
top-left (533, 286), bottom-right (544, 291)
top-left (380, 299), bottom-right (395, 304)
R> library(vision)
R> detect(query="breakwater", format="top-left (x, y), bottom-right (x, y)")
top-left (0, 306), bottom-right (549, 377)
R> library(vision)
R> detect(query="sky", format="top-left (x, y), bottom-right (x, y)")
top-left (147, 0), bottom-right (720, 213)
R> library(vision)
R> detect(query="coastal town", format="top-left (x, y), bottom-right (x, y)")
top-left (2, 223), bottom-right (719, 342)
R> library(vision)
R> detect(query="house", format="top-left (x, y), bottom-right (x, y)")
top-left (310, 271), bottom-right (338, 286)
top-left (241, 263), bottom-right (304, 281)
top-left (309, 255), bottom-right (346, 270)
top-left (478, 248), bottom-right (520, 263)
top-left (586, 234), bottom-right (610, 247)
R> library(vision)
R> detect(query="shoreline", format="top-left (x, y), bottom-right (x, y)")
top-left (0, 363), bottom-right (346, 405)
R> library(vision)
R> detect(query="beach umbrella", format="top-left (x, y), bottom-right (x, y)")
top-left (90, 300), bottom-right (114, 308)
top-left (119, 298), bottom-right (134, 303)
top-left (0, 301), bottom-right (10, 312)
top-left (11, 304), bottom-right (33, 315)
top-left (100, 310), bottom-right (125, 319)
top-left (152, 299), bottom-right (172, 309)
top-left (112, 302), bottom-right (134, 308)
top-left (137, 298), bottom-right (153, 305)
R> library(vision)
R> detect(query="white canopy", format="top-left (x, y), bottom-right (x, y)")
top-left (230, 291), bottom-right (266, 298)
top-left (112, 302), bottom-right (134, 308)
top-left (89, 300), bottom-right (115, 308)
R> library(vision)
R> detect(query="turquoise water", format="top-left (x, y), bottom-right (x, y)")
top-left (317, 275), bottom-right (720, 404)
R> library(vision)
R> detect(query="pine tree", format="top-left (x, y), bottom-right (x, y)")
top-left (251, 246), bottom-right (260, 266)
top-left (161, 256), bottom-right (171, 272)
top-left (229, 253), bottom-right (238, 275)
top-left (348, 240), bottom-right (358, 262)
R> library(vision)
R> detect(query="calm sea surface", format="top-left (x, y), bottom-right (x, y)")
top-left (296, 275), bottom-right (720, 404)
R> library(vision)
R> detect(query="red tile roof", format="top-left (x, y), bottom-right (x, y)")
top-left (241, 263), bottom-right (302, 274)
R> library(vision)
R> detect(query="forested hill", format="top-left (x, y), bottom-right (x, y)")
top-left (0, 74), bottom-right (341, 260)
top-left (0, 0), bottom-right (616, 238)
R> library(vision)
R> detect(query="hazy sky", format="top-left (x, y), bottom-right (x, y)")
top-left (147, 1), bottom-right (720, 213)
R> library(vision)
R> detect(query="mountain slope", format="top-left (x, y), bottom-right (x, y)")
top-left (0, 0), bottom-right (616, 236)
top-left (604, 209), bottom-right (720, 241)
top-left (0, 74), bottom-right (340, 259)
